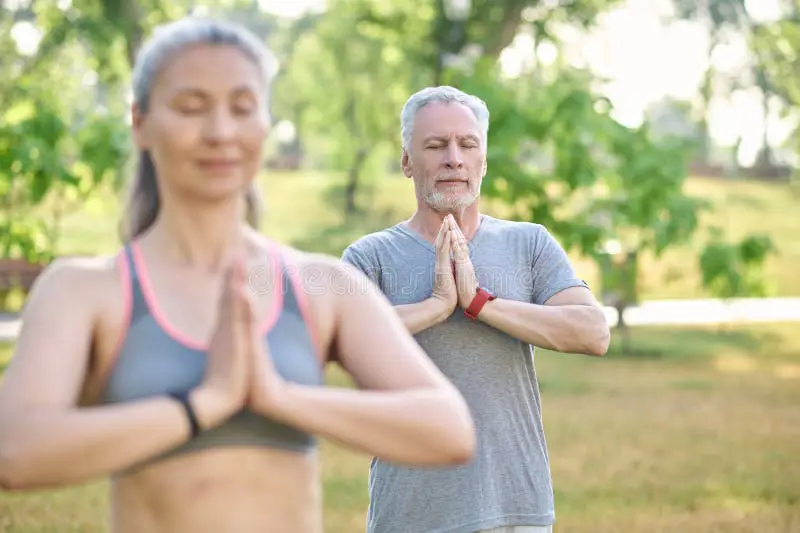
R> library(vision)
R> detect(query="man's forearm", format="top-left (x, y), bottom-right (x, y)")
top-left (478, 298), bottom-right (610, 356)
top-left (395, 297), bottom-right (451, 334)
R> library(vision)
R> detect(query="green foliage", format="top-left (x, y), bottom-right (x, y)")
top-left (0, 0), bottom-right (156, 262)
top-left (454, 61), bottom-right (706, 260)
top-left (751, 4), bottom-right (800, 169)
top-left (0, 98), bottom-right (129, 261)
top-left (1, 2), bottom-right (132, 262)
top-left (437, 0), bottom-right (625, 65)
top-left (699, 230), bottom-right (776, 300)
top-left (669, 0), bottom-right (753, 162)
top-left (671, 0), bottom-right (750, 29)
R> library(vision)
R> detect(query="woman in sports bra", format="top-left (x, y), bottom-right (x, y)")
top-left (0, 17), bottom-right (476, 533)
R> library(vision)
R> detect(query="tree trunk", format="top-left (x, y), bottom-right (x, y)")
top-left (755, 84), bottom-right (773, 168)
top-left (345, 147), bottom-right (369, 215)
top-left (697, 32), bottom-right (719, 164)
top-left (698, 65), bottom-right (713, 163)
top-left (116, 0), bottom-right (145, 68)
top-left (615, 302), bottom-right (631, 355)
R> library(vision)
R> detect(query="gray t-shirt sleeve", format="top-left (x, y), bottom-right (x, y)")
top-left (530, 225), bottom-right (589, 305)
top-left (341, 243), bottom-right (380, 286)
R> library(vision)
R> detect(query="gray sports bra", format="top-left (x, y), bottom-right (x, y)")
top-left (100, 240), bottom-right (324, 465)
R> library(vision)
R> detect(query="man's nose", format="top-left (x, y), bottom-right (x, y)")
top-left (444, 141), bottom-right (464, 169)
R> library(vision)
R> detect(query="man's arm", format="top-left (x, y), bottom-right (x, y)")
top-left (474, 226), bottom-right (609, 356)
top-left (341, 243), bottom-right (451, 335)
top-left (393, 298), bottom-right (451, 335)
top-left (477, 287), bottom-right (610, 356)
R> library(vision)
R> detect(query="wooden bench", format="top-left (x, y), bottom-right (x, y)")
top-left (0, 258), bottom-right (47, 294)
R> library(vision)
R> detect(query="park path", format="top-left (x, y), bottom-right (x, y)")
top-left (1, 297), bottom-right (799, 342)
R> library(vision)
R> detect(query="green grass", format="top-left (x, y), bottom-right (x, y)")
top-left (44, 172), bottom-right (800, 304)
top-left (1, 322), bottom-right (799, 532)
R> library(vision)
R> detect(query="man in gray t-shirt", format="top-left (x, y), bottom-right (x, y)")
top-left (342, 86), bottom-right (610, 533)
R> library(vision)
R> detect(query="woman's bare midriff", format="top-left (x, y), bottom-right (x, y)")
top-left (109, 446), bottom-right (322, 533)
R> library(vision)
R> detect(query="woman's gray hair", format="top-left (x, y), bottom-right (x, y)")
top-left (399, 86), bottom-right (490, 152)
top-left (120, 17), bottom-right (275, 242)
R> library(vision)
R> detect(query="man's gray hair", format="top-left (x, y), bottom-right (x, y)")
top-left (399, 86), bottom-right (490, 151)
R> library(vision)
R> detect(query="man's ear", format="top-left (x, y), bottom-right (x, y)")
top-left (401, 149), bottom-right (413, 179)
top-left (131, 103), bottom-right (148, 151)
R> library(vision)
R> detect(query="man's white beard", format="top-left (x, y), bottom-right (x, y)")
top-left (424, 190), bottom-right (478, 212)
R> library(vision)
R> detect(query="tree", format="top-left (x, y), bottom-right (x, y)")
top-left (429, 0), bottom-right (625, 84)
top-left (670, 0), bottom-right (752, 164)
top-left (750, 1), bottom-right (800, 174)
top-left (0, 0), bottom-right (179, 264)
top-left (272, 0), bottom-right (426, 214)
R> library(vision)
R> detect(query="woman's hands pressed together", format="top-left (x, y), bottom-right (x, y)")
top-left (190, 253), bottom-right (288, 431)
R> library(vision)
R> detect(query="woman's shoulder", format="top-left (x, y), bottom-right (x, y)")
top-left (31, 253), bottom-right (121, 297)
top-left (19, 252), bottom-right (127, 331)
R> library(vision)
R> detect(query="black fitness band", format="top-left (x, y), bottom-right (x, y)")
top-left (168, 390), bottom-right (201, 439)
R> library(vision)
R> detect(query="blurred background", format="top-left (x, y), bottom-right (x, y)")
top-left (0, 0), bottom-right (799, 532)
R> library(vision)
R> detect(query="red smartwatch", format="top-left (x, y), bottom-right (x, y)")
top-left (464, 287), bottom-right (496, 320)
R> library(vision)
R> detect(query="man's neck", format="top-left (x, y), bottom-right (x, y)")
top-left (407, 203), bottom-right (482, 242)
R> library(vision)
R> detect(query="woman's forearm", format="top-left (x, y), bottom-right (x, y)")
top-left (271, 384), bottom-right (475, 466)
top-left (0, 392), bottom-right (209, 490)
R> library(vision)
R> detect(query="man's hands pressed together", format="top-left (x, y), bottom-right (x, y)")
top-left (433, 213), bottom-right (481, 312)
top-left (440, 214), bottom-right (610, 355)
top-left (431, 216), bottom-right (458, 316)
top-left (444, 215), bottom-right (479, 309)
top-left (427, 213), bottom-right (481, 314)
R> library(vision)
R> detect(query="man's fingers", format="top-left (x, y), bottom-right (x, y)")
top-left (453, 234), bottom-right (469, 262)
top-left (444, 230), bottom-right (457, 264)
top-left (450, 217), bottom-right (465, 240)
top-left (436, 227), bottom-right (449, 261)
top-left (438, 216), bottom-right (449, 234)
top-left (449, 215), bottom-right (465, 240)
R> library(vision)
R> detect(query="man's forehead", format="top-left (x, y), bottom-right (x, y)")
top-left (421, 131), bottom-right (480, 142)
top-left (414, 102), bottom-right (480, 139)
